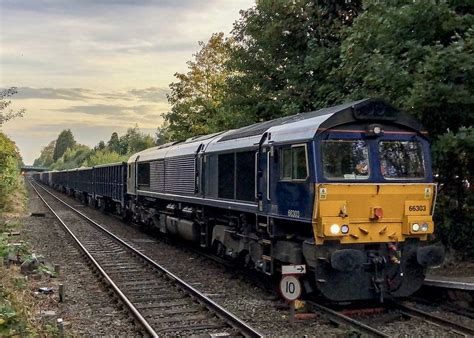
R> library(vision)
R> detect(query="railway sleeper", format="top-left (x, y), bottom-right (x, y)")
top-left (150, 314), bottom-right (209, 325)
top-left (128, 293), bottom-right (186, 302)
top-left (134, 299), bottom-right (190, 310)
top-left (146, 307), bottom-right (202, 317)
top-left (155, 323), bottom-right (229, 334)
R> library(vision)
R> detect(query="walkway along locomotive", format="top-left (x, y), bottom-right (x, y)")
top-left (33, 99), bottom-right (444, 302)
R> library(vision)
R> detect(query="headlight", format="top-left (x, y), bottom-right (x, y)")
top-left (341, 224), bottom-right (349, 234)
top-left (421, 223), bottom-right (429, 232)
top-left (412, 223), bottom-right (420, 232)
top-left (330, 224), bottom-right (340, 235)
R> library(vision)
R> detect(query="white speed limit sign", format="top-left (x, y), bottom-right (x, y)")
top-left (279, 275), bottom-right (301, 301)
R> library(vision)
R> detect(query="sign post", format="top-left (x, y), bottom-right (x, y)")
top-left (280, 265), bottom-right (306, 326)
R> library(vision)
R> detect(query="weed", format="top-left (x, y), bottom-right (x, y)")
top-left (12, 277), bottom-right (26, 290)
top-left (5, 222), bottom-right (20, 231)
top-left (35, 264), bottom-right (58, 278)
top-left (44, 323), bottom-right (59, 335)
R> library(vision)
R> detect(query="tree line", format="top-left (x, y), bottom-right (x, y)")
top-left (163, 0), bottom-right (473, 257)
top-left (33, 126), bottom-right (157, 170)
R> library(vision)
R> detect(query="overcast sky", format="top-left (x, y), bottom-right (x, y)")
top-left (0, 0), bottom-right (254, 164)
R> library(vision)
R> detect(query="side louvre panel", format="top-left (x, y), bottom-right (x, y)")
top-left (150, 160), bottom-right (165, 192)
top-left (147, 156), bottom-right (196, 195)
top-left (165, 155), bottom-right (196, 195)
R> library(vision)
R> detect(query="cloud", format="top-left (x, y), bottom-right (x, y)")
top-left (1, 0), bottom-right (255, 165)
top-left (126, 87), bottom-right (169, 102)
top-left (11, 86), bottom-right (170, 103)
top-left (97, 87), bottom-right (170, 103)
top-left (13, 87), bottom-right (94, 101)
top-left (1, 0), bottom-right (254, 89)
top-left (54, 103), bottom-right (157, 116)
top-left (2, 0), bottom-right (219, 16)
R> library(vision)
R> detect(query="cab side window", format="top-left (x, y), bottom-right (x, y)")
top-left (280, 145), bottom-right (308, 180)
top-left (137, 162), bottom-right (150, 187)
top-left (281, 148), bottom-right (292, 179)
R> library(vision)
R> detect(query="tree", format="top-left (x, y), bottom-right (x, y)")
top-left (50, 144), bottom-right (91, 170)
top-left (164, 32), bottom-right (234, 140)
top-left (33, 141), bottom-right (56, 168)
top-left (222, 0), bottom-right (361, 127)
top-left (407, 30), bottom-right (473, 136)
top-left (118, 126), bottom-right (155, 154)
top-left (339, 0), bottom-right (473, 136)
top-left (96, 140), bottom-right (106, 151)
top-left (107, 132), bottom-right (121, 153)
top-left (0, 87), bottom-right (25, 126)
top-left (53, 129), bottom-right (76, 161)
top-left (155, 124), bottom-right (170, 146)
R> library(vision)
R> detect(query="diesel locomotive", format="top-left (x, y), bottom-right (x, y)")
top-left (33, 99), bottom-right (444, 302)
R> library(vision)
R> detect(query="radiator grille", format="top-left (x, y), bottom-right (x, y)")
top-left (150, 160), bottom-right (165, 192)
top-left (164, 155), bottom-right (195, 195)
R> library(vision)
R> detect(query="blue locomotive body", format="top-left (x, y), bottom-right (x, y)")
top-left (34, 99), bottom-right (443, 302)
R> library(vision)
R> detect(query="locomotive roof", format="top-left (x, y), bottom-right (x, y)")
top-left (129, 98), bottom-right (426, 163)
top-left (94, 162), bottom-right (126, 168)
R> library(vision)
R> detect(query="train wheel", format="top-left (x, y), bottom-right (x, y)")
top-left (215, 241), bottom-right (226, 257)
top-left (121, 209), bottom-right (129, 221)
top-left (99, 199), bottom-right (106, 213)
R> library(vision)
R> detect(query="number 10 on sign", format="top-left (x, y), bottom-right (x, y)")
top-left (279, 275), bottom-right (301, 301)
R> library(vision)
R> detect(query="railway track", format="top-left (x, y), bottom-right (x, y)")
top-left (307, 300), bottom-right (474, 337)
top-left (424, 278), bottom-right (474, 291)
top-left (29, 180), bottom-right (262, 337)
top-left (307, 301), bottom-right (389, 337)
top-left (393, 301), bottom-right (474, 336)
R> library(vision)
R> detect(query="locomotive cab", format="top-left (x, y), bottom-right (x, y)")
top-left (304, 100), bottom-right (444, 301)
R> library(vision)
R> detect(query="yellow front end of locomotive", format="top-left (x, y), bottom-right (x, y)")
top-left (312, 183), bottom-right (436, 245)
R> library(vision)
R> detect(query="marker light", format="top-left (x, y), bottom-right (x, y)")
top-left (341, 224), bottom-right (349, 234)
top-left (366, 124), bottom-right (384, 137)
top-left (412, 223), bottom-right (420, 232)
top-left (421, 223), bottom-right (429, 232)
top-left (330, 224), bottom-right (340, 235)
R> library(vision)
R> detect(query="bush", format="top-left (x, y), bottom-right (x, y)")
top-left (0, 132), bottom-right (22, 212)
top-left (432, 127), bottom-right (474, 258)
top-left (86, 149), bottom-right (129, 167)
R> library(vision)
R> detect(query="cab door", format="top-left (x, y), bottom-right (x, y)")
top-left (273, 143), bottom-right (313, 220)
top-left (257, 146), bottom-right (273, 213)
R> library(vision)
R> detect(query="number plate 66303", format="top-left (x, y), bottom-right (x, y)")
top-left (405, 201), bottom-right (429, 215)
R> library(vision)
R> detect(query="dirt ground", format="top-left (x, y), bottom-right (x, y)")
top-left (429, 252), bottom-right (474, 278)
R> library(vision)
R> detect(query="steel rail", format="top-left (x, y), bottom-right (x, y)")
top-left (424, 278), bottom-right (474, 291)
top-left (30, 179), bottom-right (263, 338)
top-left (28, 180), bottom-right (159, 337)
top-left (393, 301), bottom-right (474, 336)
top-left (307, 301), bottom-right (389, 337)
top-left (408, 296), bottom-right (474, 320)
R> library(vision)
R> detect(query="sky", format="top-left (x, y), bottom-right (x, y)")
top-left (0, 0), bottom-right (254, 164)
